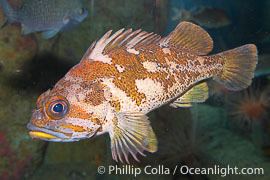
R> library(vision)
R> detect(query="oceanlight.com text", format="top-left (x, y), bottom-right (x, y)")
top-left (97, 164), bottom-right (264, 177)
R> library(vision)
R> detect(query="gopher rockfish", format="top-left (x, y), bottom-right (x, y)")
top-left (27, 22), bottom-right (257, 163)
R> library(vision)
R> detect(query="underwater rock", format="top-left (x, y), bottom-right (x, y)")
top-left (0, 24), bottom-right (37, 75)
top-left (0, 6), bottom-right (4, 26)
top-left (44, 137), bottom-right (108, 165)
top-left (0, 61), bottom-right (3, 72)
top-left (29, 136), bottom-right (108, 179)
top-left (192, 104), bottom-right (270, 179)
top-left (0, 5), bottom-right (37, 78)
top-left (0, 51), bottom-right (46, 180)
top-left (141, 106), bottom-right (210, 179)
top-left (0, 84), bottom-right (47, 179)
top-left (0, 127), bottom-right (46, 179)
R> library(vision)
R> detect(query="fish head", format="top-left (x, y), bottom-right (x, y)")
top-left (68, 7), bottom-right (88, 24)
top-left (27, 87), bottom-right (102, 142)
top-left (61, 0), bottom-right (88, 28)
top-left (61, 7), bottom-right (88, 31)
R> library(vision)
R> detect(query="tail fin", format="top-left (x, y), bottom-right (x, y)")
top-left (0, 0), bottom-right (17, 23)
top-left (213, 44), bottom-right (258, 91)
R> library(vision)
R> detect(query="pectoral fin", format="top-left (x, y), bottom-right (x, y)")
top-left (170, 82), bottom-right (209, 108)
top-left (108, 112), bottom-right (157, 163)
top-left (42, 29), bottom-right (60, 39)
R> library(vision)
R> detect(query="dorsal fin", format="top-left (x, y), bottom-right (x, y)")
top-left (160, 21), bottom-right (213, 55)
top-left (82, 28), bottom-right (161, 63)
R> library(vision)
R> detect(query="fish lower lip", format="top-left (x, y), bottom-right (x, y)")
top-left (27, 123), bottom-right (69, 140)
top-left (29, 131), bottom-right (58, 139)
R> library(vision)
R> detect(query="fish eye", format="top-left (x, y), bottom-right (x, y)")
top-left (45, 96), bottom-right (69, 119)
top-left (53, 103), bottom-right (64, 113)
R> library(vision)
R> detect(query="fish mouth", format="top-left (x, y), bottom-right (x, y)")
top-left (27, 123), bottom-right (79, 142)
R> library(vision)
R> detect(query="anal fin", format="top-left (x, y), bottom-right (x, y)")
top-left (170, 82), bottom-right (209, 108)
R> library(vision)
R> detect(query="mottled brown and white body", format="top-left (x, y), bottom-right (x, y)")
top-left (27, 22), bottom-right (257, 163)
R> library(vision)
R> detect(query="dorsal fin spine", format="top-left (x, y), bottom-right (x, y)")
top-left (83, 27), bottom-right (161, 62)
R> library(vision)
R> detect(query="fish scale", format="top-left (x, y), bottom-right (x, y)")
top-left (91, 45), bottom-right (220, 113)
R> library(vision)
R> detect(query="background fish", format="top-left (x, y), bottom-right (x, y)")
top-left (172, 7), bottom-right (231, 29)
top-left (0, 0), bottom-right (88, 39)
top-left (27, 21), bottom-right (257, 163)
